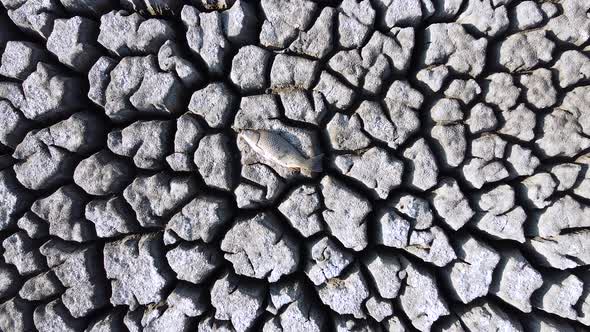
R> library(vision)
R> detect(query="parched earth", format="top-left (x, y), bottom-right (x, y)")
top-left (0, 0), bottom-right (590, 331)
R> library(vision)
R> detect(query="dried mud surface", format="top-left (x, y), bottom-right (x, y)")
top-left (1, 0), bottom-right (590, 331)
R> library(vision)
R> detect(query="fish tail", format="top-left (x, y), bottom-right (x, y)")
top-left (302, 154), bottom-right (324, 172)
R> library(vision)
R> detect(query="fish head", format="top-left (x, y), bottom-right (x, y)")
top-left (239, 130), bottom-right (260, 146)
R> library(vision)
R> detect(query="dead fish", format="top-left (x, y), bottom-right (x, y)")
top-left (239, 130), bottom-right (323, 172)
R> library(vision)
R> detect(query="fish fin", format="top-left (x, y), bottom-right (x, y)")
top-left (302, 154), bottom-right (324, 172)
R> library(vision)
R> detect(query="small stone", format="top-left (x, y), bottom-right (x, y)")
top-left (393, 194), bottom-right (433, 229)
top-left (357, 100), bottom-right (415, 149)
top-left (405, 226), bottom-right (456, 267)
top-left (541, 2), bottom-right (559, 17)
top-left (197, 314), bottom-right (233, 332)
top-left (129, 71), bottom-right (183, 114)
top-left (377, 0), bottom-right (428, 26)
top-left (266, 280), bottom-right (326, 331)
top-left (527, 231), bottom-right (590, 270)
top-left (470, 134), bottom-right (506, 161)
top-left (430, 98), bottom-right (463, 123)
top-left (475, 209), bottom-right (527, 243)
top-left (3, 0), bottom-right (59, 38)
top-left (86, 311), bottom-right (124, 332)
top-left (145, 308), bottom-right (190, 332)
top-left (327, 113), bottom-right (371, 151)
top-left (104, 56), bottom-right (169, 122)
top-left (333, 317), bottom-right (373, 332)
top-left (174, 113), bottom-right (204, 153)
top-left (383, 315), bottom-right (410, 332)
top-left (478, 184), bottom-right (515, 215)
top-left (462, 158), bottom-right (509, 189)
top-left (499, 104), bottom-right (536, 142)
top-left (44, 243), bottom-right (108, 318)
top-left (222, 0), bottom-right (258, 44)
top-left (0, 101), bottom-right (31, 149)
top-left (537, 109), bottom-right (590, 158)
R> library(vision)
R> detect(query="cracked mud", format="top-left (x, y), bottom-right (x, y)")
top-left (1, 0), bottom-right (590, 331)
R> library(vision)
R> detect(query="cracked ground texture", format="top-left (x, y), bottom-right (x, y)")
top-left (1, 0), bottom-right (590, 331)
